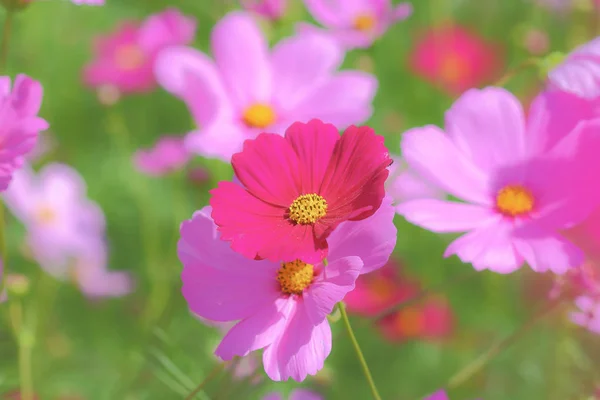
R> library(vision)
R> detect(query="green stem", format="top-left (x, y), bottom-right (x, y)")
top-left (338, 302), bottom-right (382, 400)
top-left (184, 362), bottom-right (226, 400)
top-left (447, 297), bottom-right (564, 389)
top-left (10, 300), bottom-right (34, 400)
top-left (0, 10), bottom-right (14, 72)
top-left (493, 58), bottom-right (540, 87)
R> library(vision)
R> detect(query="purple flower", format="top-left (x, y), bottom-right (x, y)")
top-left (133, 136), bottom-right (190, 176)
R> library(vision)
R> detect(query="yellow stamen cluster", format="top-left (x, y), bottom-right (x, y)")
top-left (496, 184), bottom-right (535, 216)
top-left (353, 13), bottom-right (376, 32)
top-left (242, 103), bottom-right (276, 129)
top-left (288, 193), bottom-right (328, 225)
top-left (35, 206), bottom-right (57, 224)
top-left (277, 260), bottom-right (314, 295)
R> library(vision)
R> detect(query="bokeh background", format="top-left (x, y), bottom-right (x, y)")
top-left (0, 0), bottom-right (599, 399)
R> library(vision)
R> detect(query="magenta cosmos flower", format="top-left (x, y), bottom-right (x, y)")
top-left (154, 11), bottom-right (377, 162)
top-left (83, 8), bottom-right (196, 93)
top-left (210, 119), bottom-right (392, 263)
top-left (133, 136), bottom-right (190, 176)
top-left (179, 199), bottom-right (396, 381)
top-left (0, 74), bottom-right (48, 191)
top-left (397, 87), bottom-right (600, 274)
top-left (263, 389), bottom-right (322, 400)
top-left (549, 37), bottom-right (600, 100)
top-left (241, 0), bottom-right (287, 20)
top-left (299, 0), bottom-right (412, 49)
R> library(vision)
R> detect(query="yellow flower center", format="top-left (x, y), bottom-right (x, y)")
top-left (496, 184), bottom-right (535, 216)
top-left (35, 205), bottom-right (56, 224)
top-left (114, 44), bottom-right (146, 71)
top-left (288, 193), bottom-right (328, 225)
top-left (277, 260), bottom-right (314, 295)
top-left (439, 53), bottom-right (469, 84)
top-left (242, 103), bottom-right (276, 129)
top-left (353, 13), bottom-right (376, 32)
top-left (394, 307), bottom-right (424, 337)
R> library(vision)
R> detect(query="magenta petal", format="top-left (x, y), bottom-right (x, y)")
top-left (326, 196), bottom-right (396, 275)
top-left (401, 125), bottom-right (490, 205)
top-left (304, 256), bottom-right (362, 323)
top-left (424, 390), bottom-right (449, 400)
top-left (11, 74), bottom-right (44, 117)
top-left (397, 199), bottom-right (497, 233)
top-left (262, 302), bottom-right (332, 381)
top-left (215, 297), bottom-right (293, 360)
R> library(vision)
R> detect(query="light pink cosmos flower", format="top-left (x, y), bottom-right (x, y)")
top-left (299, 0), bottom-right (412, 50)
top-left (570, 295), bottom-right (600, 334)
top-left (386, 155), bottom-right (445, 209)
top-left (397, 87), bottom-right (600, 274)
top-left (263, 389), bottom-right (322, 400)
top-left (133, 136), bottom-right (190, 176)
top-left (179, 200), bottom-right (396, 381)
top-left (154, 12), bottom-right (377, 162)
top-left (84, 8), bottom-right (196, 94)
top-left (0, 75), bottom-right (48, 191)
top-left (549, 37), bottom-right (600, 99)
top-left (241, 0), bottom-right (286, 20)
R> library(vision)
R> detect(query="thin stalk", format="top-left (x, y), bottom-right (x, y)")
top-left (10, 300), bottom-right (34, 400)
top-left (338, 302), bottom-right (382, 400)
top-left (493, 58), bottom-right (540, 87)
top-left (184, 362), bottom-right (227, 400)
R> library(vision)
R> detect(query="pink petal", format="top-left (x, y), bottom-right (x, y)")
top-left (216, 297), bottom-right (293, 360)
top-left (304, 256), bottom-right (362, 323)
top-left (326, 195), bottom-right (397, 274)
top-left (138, 8), bottom-right (196, 53)
top-left (445, 87), bottom-right (528, 172)
top-left (262, 302), bottom-right (332, 381)
top-left (424, 390), bottom-right (449, 400)
top-left (512, 229), bottom-right (583, 274)
top-left (284, 119), bottom-right (339, 193)
top-left (391, 3), bottom-right (413, 21)
top-left (396, 199), bottom-right (497, 233)
top-left (291, 72), bottom-right (377, 128)
top-left (401, 125), bottom-right (490, 205)
top-left (11, 74), bottom-right (43, 117)
top-left (211, 12), bottom-right (271, 108)
top-left (271, 33), bottom-right (343, 110)
top-left (549, 37), bottom-right (600, 99)
top-left (290, 389), bottom-right (323, 400)
top-left (184, 123), bottom-right (247, 162)
top-left (179, 207), bottom-right (280, 321)
top-left (302, 0), bottom-right (346, 27)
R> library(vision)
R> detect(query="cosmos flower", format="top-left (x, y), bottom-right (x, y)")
top-left (210, 119), bottom-right (392, 263)
top-left (424, 391), bottom-right (450, 400)
top-left (0, 74), bottom-right (48, 191)
top-left (83, 8), bottom-right (196, 93)
top-left (263, 389), bottom-right (323, 400)
top-left (154, 11), bottom-right (376, 161)
top-left (409, 25), bottom-right (503, 96)
top-left (569, 295), bottom-right (600, 334)
top-left (548, 37), bottom-right (600, 99)
top-left (241, 0), bottom-right (287, 20)
top-left (397, 87), bottom-right (600, 274)
top-left (298, 0), bottom-right (412, 49)
top-left (386, 155), bottom-right (446, 208)
top-left (133, 136), bottom-right (190, 176)
top-left (179, 199), bottom-right (396, 381)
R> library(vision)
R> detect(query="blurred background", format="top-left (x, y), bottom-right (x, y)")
top-left (0, 0), bottom-right (598, 399)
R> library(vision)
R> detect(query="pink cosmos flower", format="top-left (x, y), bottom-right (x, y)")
top-left (263, 389), bottom-right (322, 400)
top-left (548, 37), bottom-right (600, 99)
top-left (570, 295), bottom-right (600, 334)
top-left (179, 199), bottom-right (396, 381)
top-left (154, 12), bottom-right (377, 162)
top-left (299, 0), bottom-right (412, 49)
top-left (83, 8), bottom-right (196, 93)
top-left (0, 74), bottom-right (48, 191)
top-left (133, 136), bottom-right (190, 176)
top-left (210, 119), bottom-right (392, 263)
top-left (409, 25), bottom-right (503, 96)
top-left (241, 0), bottom-right (286, 20)
top-left (397, 87), bottom-right (600, 274)
top-left (71, 0), bottom-right (104, 5)
top-left (386, 155), bottom-right (446, 208)
top-left (424, 391), bottom-right (449, 400)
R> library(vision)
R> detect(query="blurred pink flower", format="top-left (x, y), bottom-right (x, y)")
top-left (133, 136), bottom-right (190, 176)
top-left (549, 37), bottom-right (600, 99)
top-left (424, 391), bottom-right (449, 400)
top-left (386, 155), bottom-right (446, 208)
top-left (179, 200), bottom-right (396, 381)
top-left (187, 166), bottom-right (210, 185)
top-left (0, 75), bottom-right (49, 191)
top-left (409, 25), bottom-right (503, 96)
top-left (263, 389), bottom-right (323, 400)
top-left (155, 12), bottom-right (377, 161)
top-left (71, 0), bottom-right (104, 5)
top-left (570, 295), bottom-right (600, 334)
top-left (241, 0), bottom-right (286, 20)
top-left (397, 87), bottom-right (600, 274)
top-left (524, 29), bottom-right (549, 56)
top-left (84, 8), bottom-right (196, 93)
top-left (210, 120), bottom-right (393, 264)
top-left (298, 0), bottom-right (412, 49)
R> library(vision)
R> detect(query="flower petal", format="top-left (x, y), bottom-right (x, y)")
top-left (11, 74), bottom-right (44, 117)
top-left (302, 0), bottom-right (346, 27)
top-left (549, 37), bottom-right (600, 99)
top-left (262, 302), bottom-right (332, 382)
top-left (304, 256), bottom-right (362, 323)
top-left (211, 12), bottom-right (271, 107)
top-left (326, 196), bottom-right (397, 274)
top-left (137, 8), bottom-right (196, 52)
top-left (396, 199), bottom-right (497, 233)
top-left (512, 228), bottom-right (583, 274)
top-left (184, 122), bottom-right (246, 162)
top-left (401, 125), bottom-right (490, 205)
top-left (215, 297), bottom-right (293, 360)
top-left (290, 389), bottom-right (323, 400)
